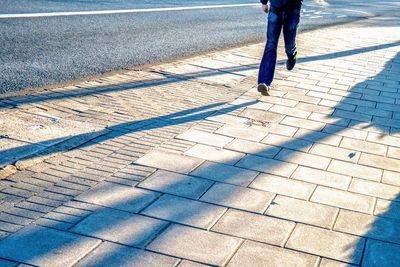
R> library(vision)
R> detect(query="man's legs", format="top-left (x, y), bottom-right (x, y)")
top-left (283, 5), bottom-right (301, 70)
top-left (258, 8), bottom-right (283, 86)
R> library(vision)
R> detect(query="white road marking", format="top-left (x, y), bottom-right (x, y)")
top-left (0, 3), bottom-right (259, 19)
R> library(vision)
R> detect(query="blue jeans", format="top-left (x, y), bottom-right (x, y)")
top-left (258, 5), bottom-right (301, 85)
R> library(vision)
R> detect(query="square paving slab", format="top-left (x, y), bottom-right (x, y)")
top-left (71, 208), bottom-right (168, 248)
top-left (0, 225), bottom-right (100, 267)
top-left (75, 182), bottom-right (160, 213)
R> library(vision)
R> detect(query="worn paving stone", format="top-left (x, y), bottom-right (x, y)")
top-left (266, 195), bottom-right (338, 228)
top-left (311, 186), bottom-right (374, 214)
top-left (135, 150), bottom-right (203, 174)
top-left (75, 181), bottom-right (160, 213)
top-left (236, 155), bottom-right (297, 177)
top-left (292, 166), bottom-right (351, 190)
top-left (328, 159), bottom-right (382, 182)
top-left (362, 239), bottom-right (400, 267)
top-left (349, 178), bottom-right (400, 201)
top-left (275, 148), bottom-right (331, 170)
top-left (286, 224), bottom-right (365, 264)
top-left (227, 240), bottom-right (318, 267)
top-left (142, 194), bottom-right (226, 229)
top-left (374, 198), bottom-right (400, 221)
top-left (138, 170), bottom-right (213, 199)
top-left (76, 242), bottom-right (179, 267)
top-left (250, 173), bottom-right (315, 200)
top-left (148, 224), bottom-right (242, 266)
top-left (201, 183), bottom-right (275, 213)
top-left (261, 134), bottom-right (313, 152)
top-left (224, 139), bottom-right (281, 158)
top-left (0, 225), bottom-right (101, 267)
top-left (190, 161), bottom-right (258, 186)
top-left (176, 128), bottom-right (233, 147)
top-left (212, 209), bottom-right (294, 246)
top-left (184, 144), bottom-right (245, 165)
top-left (215, 125), bottom-right (268, 142)
top-left (71, 208), bottom-right (168, 248)
top-left (334, 209), bottom-right (400, 244)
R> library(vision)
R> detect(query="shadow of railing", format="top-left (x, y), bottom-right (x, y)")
top-left (0, 44), bottom-right (399, 266)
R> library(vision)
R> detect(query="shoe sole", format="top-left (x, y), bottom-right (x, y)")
top-left (257, 84), bottom-right (270, 96)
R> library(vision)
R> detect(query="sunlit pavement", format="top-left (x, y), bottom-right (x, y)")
top-left (0, 15), bottom-right (400, 266)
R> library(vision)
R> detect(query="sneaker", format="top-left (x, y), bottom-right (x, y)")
top-left (257, 83), bottom-right (271, 96)
top-left (286, 53), bottom-right (297, 71)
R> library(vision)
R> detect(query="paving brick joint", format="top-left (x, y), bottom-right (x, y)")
top-left (0, 16), bottom-right (400, 267)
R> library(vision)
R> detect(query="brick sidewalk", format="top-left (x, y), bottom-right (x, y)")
top-left (0, 17), bottom-right (400, 266)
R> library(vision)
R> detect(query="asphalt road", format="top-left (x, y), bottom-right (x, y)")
top-left (1, 0), bottom-right (399, 94)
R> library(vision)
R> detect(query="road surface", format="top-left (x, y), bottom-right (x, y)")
top-left (0, 0), bottom-right (399, 93)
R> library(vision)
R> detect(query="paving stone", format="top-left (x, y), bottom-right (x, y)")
top-left (76, 242), bottom-right (179, 267)
top-left (0, 258), bottom-right (19, 267)
top-left (275, 148), bottom-right (331, 170)
top-left (190, 161), bottom-right (258, 186)
top-left (75, 181), bottom-right (160, 212)
top-left (388, 146), bottom-right (400, 159)
top-left (71, 208), bottom-right (167, 248)
top-left (142, 194), bottom-right (226, 229)
top-left (224, 139), bottom-right (281, 158)
top-left (362, 239), bottom-right (400, 267)
top-left (311, 186), bottom-right (374, 214)
top-left (266, 195), bottom-right (338, 228)
top-left (178, 260), bottom-right (209, 267)
top-left (135, 150), bottom-right (203, 174)
top-left (286, 224), bottom-right (364, 264)
top-left (294, 129), bottom-right (342, 146)
top-left (212, 209), bottom-right (294, 246)
top-left (148, 224), bottom-right (241, 266)
top-left (334, 209), bottom-right (400, 244)
top-left (310, 144), bottom-right (359, 163)
top-left (328, 160), bottom-right (382, 182)
top-left (236, 155), bottom-right (297, 177)
top-left (319, 258), bottom-right (355, 267)
top-left (292, 166), bottom-right (351, 190)
top-left (138, 170), bottom-right (212, 199)
top-left (176, 129), bottom-right (233, 147)
top-left (184, 144), bottom-right (245, 165)
top-left (261, 134), bottom-right (313, 152)
top-left (0, 225), bottom-right (101, 267)
top-left (256, 123), bottom-right (298, 137)
top-left (200, 183), bottom-right (274, 213)
top-left (374, 198), bottom-right (400, 221)
top-left (206, 114), bottom-right (249, 125)
top-left (0, 221), bottom-right (23, 233)
top-left (215, 125), bottom-right (268, 142)
top-left (349, 178), bottom-right (400, 201)
top-left (382, 170), bottom-right (400, 186)
top-left (359, 153), bottom-right (400, 173)
top-left (323, 124), bottom-right (367, 140)
top-left (340, 137), bottom-right (387, 156)
top-left (269, 105), bottom-right (311, 119)
top-left (227, 240), bottom-right (318, 267)
top-left (281, 116), bottom-right (325, 131)
top-left (367, 132), bottom-right (400, 148)
top-left (240, 108), bottom-right (284, 123)
top-left (34, 215), bottom-right (75, 230)
top-left (250, 173), bottom-right (315, 199)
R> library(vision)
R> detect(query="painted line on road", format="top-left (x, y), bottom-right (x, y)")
top-left (0, 3), bottom-right (259, 19)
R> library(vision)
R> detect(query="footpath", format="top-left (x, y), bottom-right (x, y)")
top-left (0, 15), bottom-right (400, 267)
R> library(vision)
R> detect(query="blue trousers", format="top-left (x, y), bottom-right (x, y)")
top-left (258, 5), bottom-right (301, 85)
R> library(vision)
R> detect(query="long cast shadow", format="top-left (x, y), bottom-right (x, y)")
top-left (1, 41), bottom-right (399, 111)
top-left (0, 48), bottom-right (399, 266)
